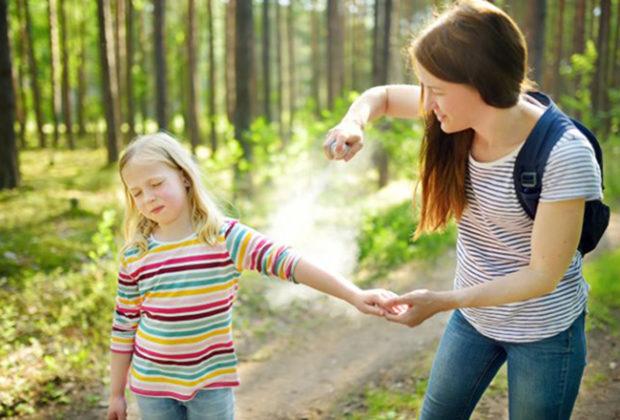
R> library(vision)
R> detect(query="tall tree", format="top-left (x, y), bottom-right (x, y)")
top-left (225, 0), bottom-right (236, 123)
top-left (591, 0), bottom-right (611, 135)
top-left (234, 0), bottom-right (254, 193)
top-left (372, 0), bottom-right (392, 188)
top-left (526, 0), bottom-right (546, 85)
top-left (97, 0), bottom-right (120, 163)
top-left (13, 0), bottom-right (27, 148)
top-left (206, 0), bottom-right (217, 152)
top-left (286, 1), bottom-right (296, 133)
top-left (186, 0), bottom-right (200, 152)
top-left (59, 0), bottom-right (73, 148)
top-left (76, 5), bottom-right (87, 136)
top-left (115, 0), bottom-right (127, 135)
top-left (310, 0), bottom-right (321, 114)
top-left (0, 0), bottom-right (20, 189)
top-left (125, 0), bottom-right (135, 138)
top-left (262, 0), bottom-right (271, 122)
top-left (275, 0), bottom-right (283, 130)
top-left (48, 0), bottom-right (61, 147)
top-left (610, 0), bottom-right (620, 88)
top-left (21, 0), bottom-right (46, 148)
top-left (154, 0), bottom-right (167, 130)
top-left (327, 0), bottom-right (344, 109)
top-left (550, 0), bottom-right (565, 99)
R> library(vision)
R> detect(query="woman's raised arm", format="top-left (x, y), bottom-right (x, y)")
top-left (324, 84), bottom-right (422, 161)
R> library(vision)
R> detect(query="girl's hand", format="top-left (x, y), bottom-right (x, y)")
top-left (107, 395), bottom-right (127, 420)
top-left (323, 120), bottom-right (365, 161)
top-left (351, 288), bottom-right (405, 317)
top-left (384, 289), bottom-right (450, 327)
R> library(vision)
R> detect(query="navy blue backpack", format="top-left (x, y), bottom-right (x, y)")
top-left (513, 92), bottom-right (610, 255)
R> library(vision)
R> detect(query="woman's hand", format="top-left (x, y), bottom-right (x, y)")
top-left (384, 289), bottom-right (452, 327)
top-left (323, 120), bottom-right (365, 161)
top-left (350, 288), bottom-right (406, 317)
top-left (107, 395), bottom-right (127, 420)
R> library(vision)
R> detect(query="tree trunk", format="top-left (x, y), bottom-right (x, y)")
top-left (262, 0), bottom-right (271, 122)
top-left (97, 0), bottom-right (120, 163)
top-left (591, 0), bottom-right (611, 136)
top-left (286, 2), bottom-right (295, 134)
top-left (372, 0), bottom-right (392, 188)
top-left (275, 0), bottom-right (283, 132)
top-left (573, 0), bottom-right (586, 55)
top-left (13, 0), bottom-right (27, 148)
top-left (48, 0), bottom-right (61, 147)
top-left (206, 0), bottom-right (217, 152)
top-left (0, 0), bottom-right (19, 189)
top-left (234, 0), bottom-right (254, 194)
top-left (115, 0), bottom-right (126, 134)
top-left (125, 0), bottom-right (135, 138)
top-left (550, 0), bottom-right (564, 99)
top-left (59, 0), bottom-right (73, 148)
top-left (327, 0), bottom-right (344, 109)
top-left (186, 0), bottom-right (200, 153)
top-left (154, 0), bottom-right (167, 130)
top-left (138, 4), bottom-right (148, 133)
top-left (310, 0), bottom-right (321, 115)
top-left (76, 6), bottom-right (87, 136)
top-left (526, 0), bottom-right (546, 85)
top-left (225, 0), bottom-right (236, 123)
top-left (609, 0), bottom-right (620, 88)
top-left (21, 0), bottom-right (46, 148)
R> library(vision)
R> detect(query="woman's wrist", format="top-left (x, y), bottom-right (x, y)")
top-left (436, 290), bottom-right (464, 311)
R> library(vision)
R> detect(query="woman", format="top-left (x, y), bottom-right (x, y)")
top-left (325, 1), bottom-right (602, 419)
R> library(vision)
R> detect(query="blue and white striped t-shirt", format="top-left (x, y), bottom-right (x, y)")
top-left (457, 128), bottom-right (603, 343)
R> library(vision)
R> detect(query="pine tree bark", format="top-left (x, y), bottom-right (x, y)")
top-left (0, 0), bottom-right (19, 189)
top-left (206, 0), bottom-right (217, 152)
top-left (48, 0), bottom-right (61, 147)
top-left (154, 0), bottom-right (167, 130)
top-left (327, 0), bottom-right (344, 109)
top-left (225, 0), bottom-right (236, 124)
top-left (526, 0), bottom-right (546, 85)
top-left (234, 0), bottom-right (254, 194)
top-left (186, 0), bottom-right (200, 153)
top-left (310, 0), bottom-right (321, 115)
top-left (21, 0), bottom-right (46, 148)
top-left (286, 2), bottom-right (295, 133)
top-left (262, 0), bottom-right (271, 122)
top-left (97, 0), bottom-right (120, 163)
top-left (59, 0), bottom-right (73, 148)
top-left (591, 0), bottom-right (611, 135)
top-left (125, 0), bottom-right (135, 138)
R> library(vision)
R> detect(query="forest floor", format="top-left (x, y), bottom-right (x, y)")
top-left (34, 214), bottom-right (620, 420)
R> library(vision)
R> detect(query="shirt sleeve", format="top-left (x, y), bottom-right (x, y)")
top-left (539, 128), bottom-right (603, 203)
top-left (222, 219), bottom-right (301, 282)
top-left (110, 259), bottom-right (141, 354)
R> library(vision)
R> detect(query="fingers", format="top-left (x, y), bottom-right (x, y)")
top-left (323, 126), bottom-right (363, 161)
top-left (343, 140), bottom-right (363, 161)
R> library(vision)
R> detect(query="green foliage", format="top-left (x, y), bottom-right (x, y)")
top-left (584, 248), bottom-right (620, 332)
top-left (560, 41), bottom-right (597, 128)
top-left (357, 200), bottom-right (456, 277)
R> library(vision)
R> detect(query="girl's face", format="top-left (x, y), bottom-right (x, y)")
top-left (416, 63), bottom-right (484, 133)
top-left (122, 158), bottom-right (191, 230)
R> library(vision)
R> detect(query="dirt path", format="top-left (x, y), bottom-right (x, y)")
top-left (235, 252), bottom-right (456, 420)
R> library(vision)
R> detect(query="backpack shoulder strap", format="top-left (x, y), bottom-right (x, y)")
top-left (514, 92), bottom-right (575, 219)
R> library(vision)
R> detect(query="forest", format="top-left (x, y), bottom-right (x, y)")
top-left (0, 0), bottom-right (619, 418)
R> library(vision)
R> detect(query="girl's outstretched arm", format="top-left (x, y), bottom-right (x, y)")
top-left (107, 352), bottom-right (132, 420)
top-left (293, 257), bottom-right (397, 316)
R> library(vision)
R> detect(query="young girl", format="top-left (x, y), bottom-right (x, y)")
top-left (326, 1), bottom-right (602, 419)
top-left (106, 132), bottom-right (396, 420)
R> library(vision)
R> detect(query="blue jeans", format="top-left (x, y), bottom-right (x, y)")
top-left (134, 388), bottom-right (235, 420)
top-left (421, 310), bottom-right (586, 420)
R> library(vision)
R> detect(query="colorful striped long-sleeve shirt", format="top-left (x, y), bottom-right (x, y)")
top-left (111, 219), bottom-right (301, 401)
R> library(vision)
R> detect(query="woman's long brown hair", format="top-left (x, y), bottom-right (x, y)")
top-left (412, 0), bottom-right (534, 238)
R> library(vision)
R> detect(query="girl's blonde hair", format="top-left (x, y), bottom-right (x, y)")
top-left (118, 132), bottom-right (224, 256)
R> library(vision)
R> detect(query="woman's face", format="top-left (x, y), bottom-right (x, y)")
top-left (416, 64), bottom-right (484, 133)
